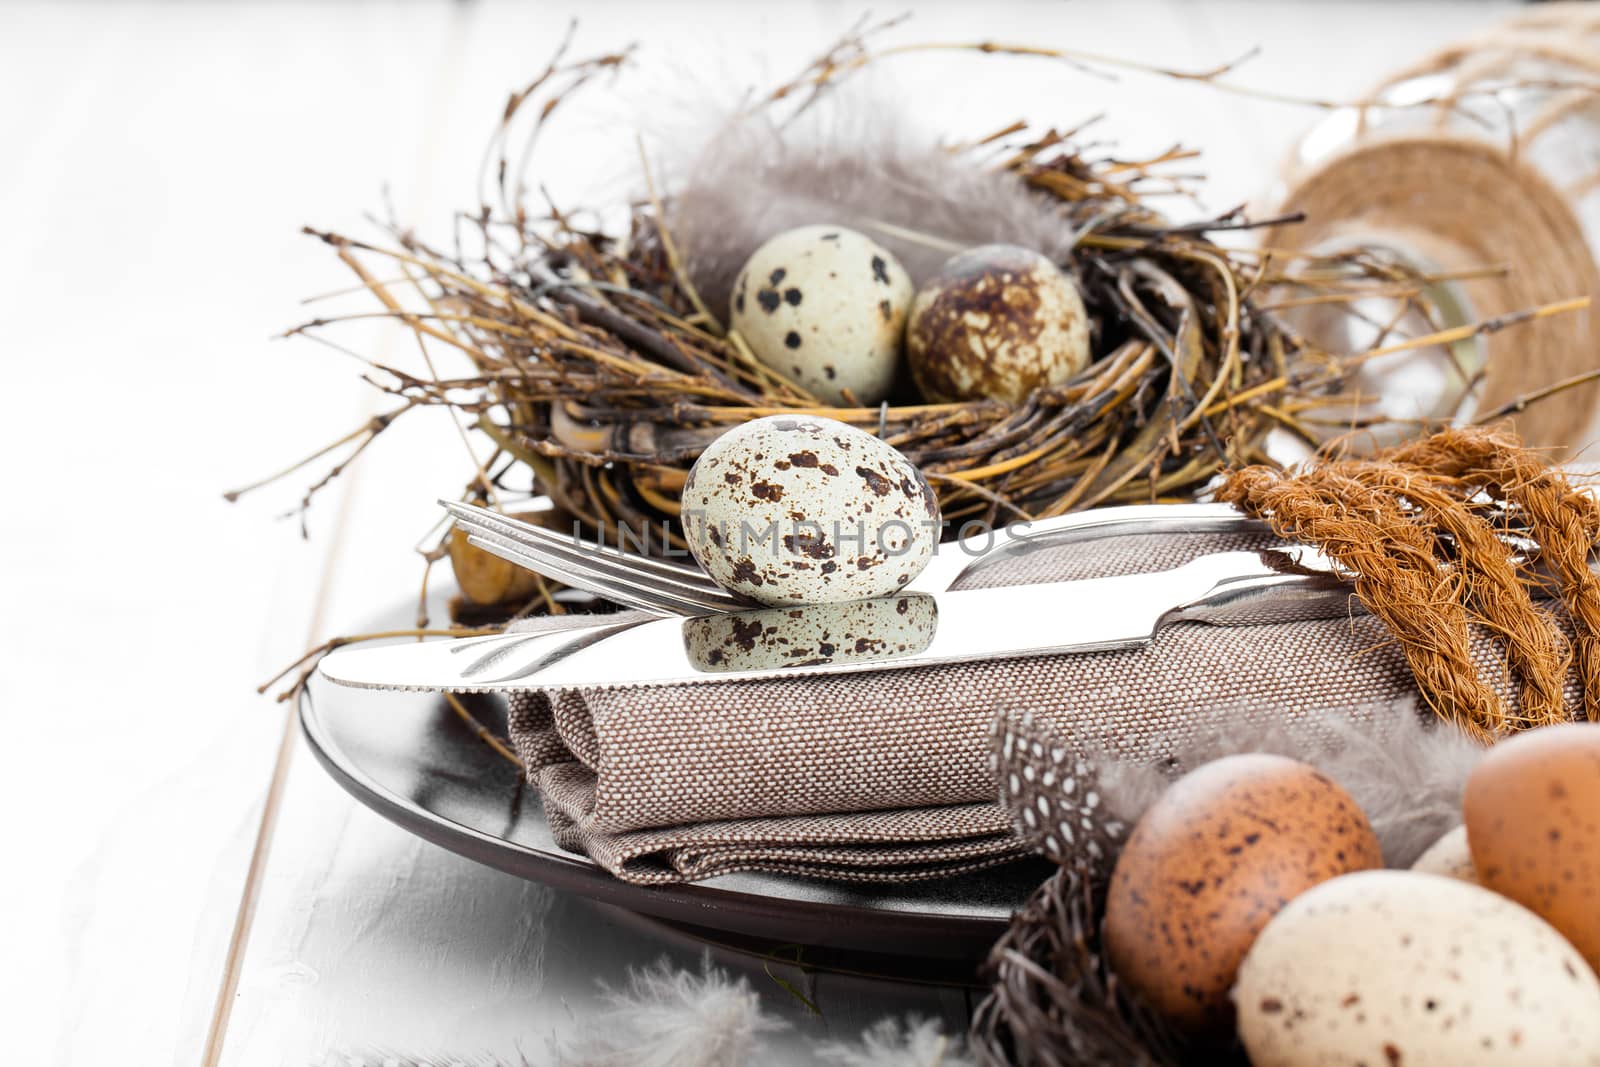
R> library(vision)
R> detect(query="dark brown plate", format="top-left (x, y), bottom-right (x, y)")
top-left (300, 658), bottom-right (1046, 963)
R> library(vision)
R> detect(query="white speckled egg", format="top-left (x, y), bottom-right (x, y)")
top-left (681, 415), bottom-right (939, 606)
top-left (1411, 825), bottom-right (1480, 884)
top-left (907, 244), bottom-right (1090, 404)
top-left (1234, 870), bottom-right (1600, 1067)
top-left (729, 225), bottom-right (911, 406)
top-left (683, 594), bottom-right (937, 673)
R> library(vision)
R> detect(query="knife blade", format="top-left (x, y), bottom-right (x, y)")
top-left (317, 546), bottom-right (1353, 693)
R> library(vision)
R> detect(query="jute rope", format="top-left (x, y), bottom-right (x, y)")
top-left (1391, 427), bottom-right (1600, 719)
top-left (1337, 461), bottom-right (1570, 727)
top-left (1218, 425), bottom-right (1599, 740)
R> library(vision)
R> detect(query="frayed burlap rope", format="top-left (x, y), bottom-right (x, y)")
top-left (1391, 427), bottom-right (1600, 720)
top-left (1218, 425), bottom-right (1597, 739)
top-left (1217, 465), bottom-right (1503, 737)
top-left (1338, 460), bottom-right (1571, 727)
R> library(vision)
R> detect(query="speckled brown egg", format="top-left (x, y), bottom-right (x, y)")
top-left (906, 243), bottom-right (1090, 404)
top-left (729, 225), bottom-right (912, 406)
top-left (1412, 825), bottom-right (1480, 884)
top-left (1103, 754), bottom-right (1382, 1036)
top-left (683, 593), bottom-right (937, 673)
top-left (1464, 722), bottom-right (1600, 973)
top-left (681, 415), bottom-right (940, 606)
top-left (1235, 871), bottom-right (1600, 1067)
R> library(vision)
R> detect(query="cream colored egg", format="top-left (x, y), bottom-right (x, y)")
top-left (907, 243), bottom-right (1090, 404)
top-left (1411, 825), bottom-right (1480, 884)
top-left (681, 415), bottom-right (940, 606)
top-left (1235, 870), bottom-right (1600, 1067)
top-left (730, 225), bottom-right (911, 406)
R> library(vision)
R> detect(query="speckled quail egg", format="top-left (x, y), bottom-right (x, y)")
top-left (683, 594), bottom-right (937, 673)
top-left (681, 415), bottom-right (940, 606)
top-left (907, 243), bottom-right (1090, 404)
top-left (729, 225), bottom-right (912, 407)
top-left (1234, 870), bottom-right (1600, 1067)
top-left (1103, 754), bottom-right (1382, 1036)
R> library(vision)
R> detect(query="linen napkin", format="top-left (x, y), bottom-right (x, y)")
top-left (503, 527), bottom-right (1554, 884)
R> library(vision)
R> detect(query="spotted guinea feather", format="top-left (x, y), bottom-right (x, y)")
top-left (660, 89), bottom-right (1090, 322)
top-left (990, 708), bottom-right (1137, 883)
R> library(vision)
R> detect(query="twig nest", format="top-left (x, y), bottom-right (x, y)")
top-left (729, 225), bottom-right (911, 406)
top-left (681, 415), bottom-right (939, 606)
top-left (906, 243), bottom-right (1090, 404)
top-left (1234, 871), bottom-right (1600, 1067)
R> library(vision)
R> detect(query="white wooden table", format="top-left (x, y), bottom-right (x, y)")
top-left (0, 2), bottom-right (1528, 1062)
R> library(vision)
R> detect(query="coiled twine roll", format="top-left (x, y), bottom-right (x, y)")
top-left (1269, 3), bottom-right (1600, 453)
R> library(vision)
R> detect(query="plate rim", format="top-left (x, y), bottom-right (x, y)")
top-left (298, 677), bottom-right (1021, 958)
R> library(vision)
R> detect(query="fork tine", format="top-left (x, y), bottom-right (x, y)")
top-left (444, 507), bottom-right (736, 610)
top-left (465, 528), bottom-right (747, 615)
top-left (441, 501), bottom-right (717, 587)
top-left (471, 532), bottom-right (747, 616)
top-left (464, 532), bottom-right (698, 616)
top-left (442, 498), bottom-right (745, 614)
top-left (455, 515), bottom-right (744, 608)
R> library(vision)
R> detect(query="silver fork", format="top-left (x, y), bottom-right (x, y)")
top-left (454, 508), bottom-right (746, 615)
top-left (441, 499), bottom-right (1281, 616)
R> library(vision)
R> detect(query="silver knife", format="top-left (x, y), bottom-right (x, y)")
top-left (317, 546), bottom-right (1354, 693)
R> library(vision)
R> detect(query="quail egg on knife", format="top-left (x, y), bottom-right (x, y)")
top-left (729, 225), bottom-right (912, 406)
top-left (1103, 754), bottom-right (1382, 1036)
top-left (907, 243), bottom-right (1090, 404)
top-left (1234, 871), bottom-right (1600, 1067)
top-left (681, 415), bottom-right (940, 606)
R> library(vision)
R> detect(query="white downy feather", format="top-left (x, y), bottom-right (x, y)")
top-left (815, 1016), bottom-right (976, 1067)
top-left (554, 955), bottom-right (784, 1067)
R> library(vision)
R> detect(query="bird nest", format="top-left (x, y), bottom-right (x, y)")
top-left (311, 188), bottom-right (1285, 531)
top-left (970, 865), bottom-right (1216, 1067)
top-left (250, 22), bottom-right (1576, 616)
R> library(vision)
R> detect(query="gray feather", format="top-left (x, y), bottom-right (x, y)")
top-left (660, 89), bottom-right (1088, 322)
top-left (996, 700), bottom-right (1485, 874)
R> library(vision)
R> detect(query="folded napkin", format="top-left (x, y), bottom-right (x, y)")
top-left (505, 527), bottom-right (1567, 884)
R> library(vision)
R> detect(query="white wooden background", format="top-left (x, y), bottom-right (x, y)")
top-left (0, 1), bottom-right (1534, 1063)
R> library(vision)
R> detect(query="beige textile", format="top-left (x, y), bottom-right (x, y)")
top-left (505, 531), bottom-right (1545, 884)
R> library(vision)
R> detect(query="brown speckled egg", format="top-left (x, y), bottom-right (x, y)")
top-left (1235, 871), bottom-right (1600, 1067)
top-left (1103, 754), bottom-right (1382, 1035)
top-left (1411, 825), bottom-right (1480, 884)
top-left (729, 225), bottom-right (911, 406)
top-left (1464, 722), bottom-right (1600, 972)
top-left (681, 415), bottom-right (940, 606)
top-left (906, 243), bottom-right (1090, 404)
